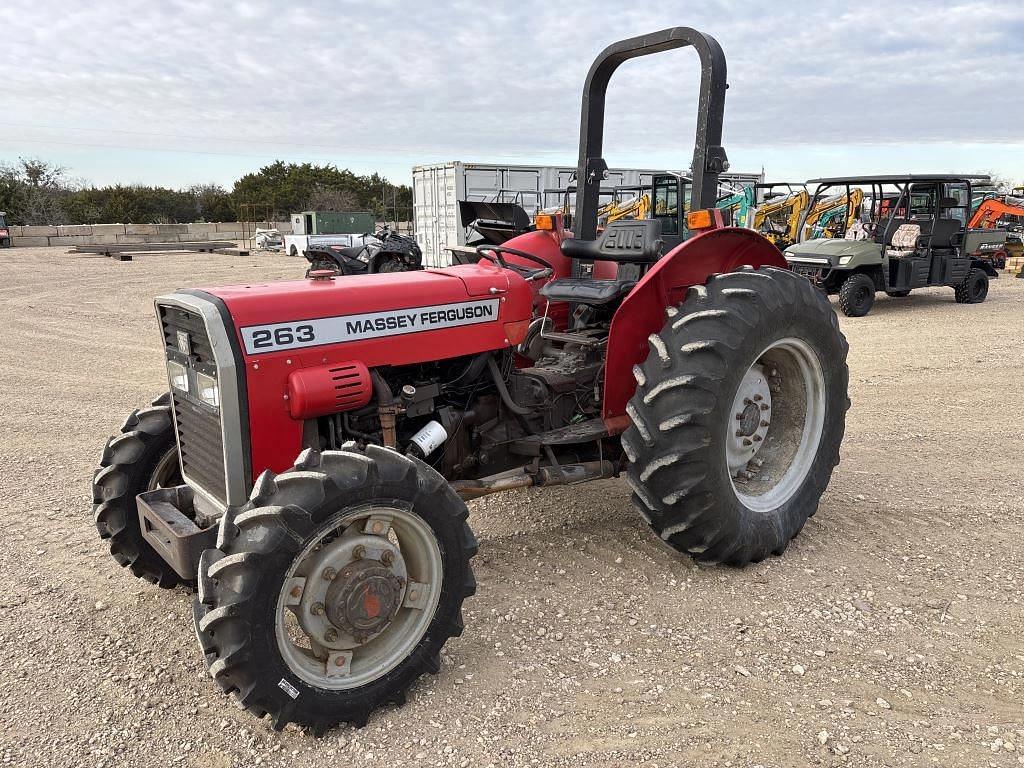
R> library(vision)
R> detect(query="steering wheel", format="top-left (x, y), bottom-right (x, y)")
top-left (476, 244), bottom-right (554, 281)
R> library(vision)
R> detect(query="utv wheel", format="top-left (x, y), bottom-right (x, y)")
top-left (193, 445), bottom-right (477, 732)
top-left (885, 289), bottom-right (911, 298)
top-left (838, 273), bottom-right (876, 316)
top-left (622, 266), bottom-right (849, 566)
top-left (955, 268), bottom-right (989, 304)
top-left (93, 392), bottom-right (189, 588)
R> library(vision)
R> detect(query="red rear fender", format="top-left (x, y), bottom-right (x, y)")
top-left (602, 228), bottom-right (787, 423)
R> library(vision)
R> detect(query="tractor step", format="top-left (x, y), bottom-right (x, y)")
top-left (510, 417), bottom-right (610, 456)
top-left (137, 485), bottom-right (218, 579)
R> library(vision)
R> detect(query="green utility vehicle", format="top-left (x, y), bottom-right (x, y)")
top-left (784, 175), bottom-right (1003, 317)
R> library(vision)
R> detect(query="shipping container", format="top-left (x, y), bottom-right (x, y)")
top-left (411, 161), bottom-right (764, 267)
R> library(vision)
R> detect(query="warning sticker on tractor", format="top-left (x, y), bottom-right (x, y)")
top-left (240, 298), bottom-right (501, 354)
top-left (278, 678), bottom-right (300, 699)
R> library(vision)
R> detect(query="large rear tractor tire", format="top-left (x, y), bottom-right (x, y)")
top-left (622, 266), bottom-right (849, 566)
top-left (93, 392), bottom-right (189, 588)
top-left (193, 445), bottom-right (477, 733)
top-left (954, 268), bottom-right (989, 304)
top-left (838, 273), bottom-right (876, 317)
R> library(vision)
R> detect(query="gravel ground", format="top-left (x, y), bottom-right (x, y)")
top-left (0, 246), bottom-right (1022, 768)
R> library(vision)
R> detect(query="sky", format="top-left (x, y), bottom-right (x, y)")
top-left (2, 0), bottom-right (1023, 189)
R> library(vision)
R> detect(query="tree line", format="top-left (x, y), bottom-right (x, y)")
top-left (0, 158), bottom-right (412, 226)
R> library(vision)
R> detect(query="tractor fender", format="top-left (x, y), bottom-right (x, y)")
top-left (602, 227), bottom-right (787, 424)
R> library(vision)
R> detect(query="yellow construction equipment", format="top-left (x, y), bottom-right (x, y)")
top-left (801, 188), bottom-right (864, 241)
top-left (752, 190), bottom-right (810, 251)
top-left (597, 193), bottom-right (652, 227)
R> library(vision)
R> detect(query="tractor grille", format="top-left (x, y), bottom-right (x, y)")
top-left (159, 304), bottom-right (228, 504)
top-left (172, 393), bottom-right (227, 502)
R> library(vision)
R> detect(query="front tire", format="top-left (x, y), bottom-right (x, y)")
top-left (955, 268), bottom-right (989, 304)
top-left (838, 273), bottom-right (876, 316)
top-left (193, 445), bottom-right (477, 732)
top-left (622, 266), bottom-right (849, 566)
top-left (92, 392), bottom-right (188, 588)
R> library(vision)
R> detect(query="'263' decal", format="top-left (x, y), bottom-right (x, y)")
top-left (250, 324), bottom-right (315, 349)
top-left (240, 298), bottom-right (501, 354)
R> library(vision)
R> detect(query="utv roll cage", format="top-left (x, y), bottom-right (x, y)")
top-left (799, 175), bottom-right (993, 244)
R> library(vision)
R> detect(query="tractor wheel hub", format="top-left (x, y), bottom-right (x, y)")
top-left (325, 560), bottom-right (404, 639)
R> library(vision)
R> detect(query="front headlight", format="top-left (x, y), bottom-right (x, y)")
top-left (166, 360), bottom-right (189, 392)
top-left (838, 256), bottom-right (853, 265)
top-left (196, 371), bottom-right (220, 408)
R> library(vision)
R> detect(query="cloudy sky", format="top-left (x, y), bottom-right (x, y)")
top-left (2, 0), bottom-right (1023, 189)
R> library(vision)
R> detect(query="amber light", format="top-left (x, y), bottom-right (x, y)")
top-left (687, 209), bottom-right (714, 230)
top-left (534, 213), bottom-right (555, 231)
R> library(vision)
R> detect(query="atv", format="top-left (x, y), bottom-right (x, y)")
top-left (784, 175), bottom-right (1003, 317)
top-left (92, 27), bottom-right (849, 733)
top-left (304, 223), bottom-right (423, 277)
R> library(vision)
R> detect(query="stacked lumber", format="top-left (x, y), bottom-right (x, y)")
top-left (1005, 256), bottom-right (1024, 277)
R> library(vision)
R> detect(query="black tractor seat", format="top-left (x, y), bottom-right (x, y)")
top-left (542, 219), bottom-right (663, 307)
top-left (540, 275), bottom-right (638, 305)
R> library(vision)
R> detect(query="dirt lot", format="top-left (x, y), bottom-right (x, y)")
top-left (0, 245), bottom-right (1021, 768)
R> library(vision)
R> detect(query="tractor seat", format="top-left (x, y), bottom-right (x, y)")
top-left (542, 219), bottom-right (663, 307)
top-left (540, 275), bottom-right (638, 305)
top-left (928, 217), bottom-right (961, 250)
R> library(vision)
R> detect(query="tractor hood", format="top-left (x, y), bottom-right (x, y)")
top-left (784, 238), bottom-right (882, 265)
top-left (191, 261), bottom-right (535, 368)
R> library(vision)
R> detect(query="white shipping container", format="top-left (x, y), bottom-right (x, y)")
top-left (412, 161), bottom-right (764, 267)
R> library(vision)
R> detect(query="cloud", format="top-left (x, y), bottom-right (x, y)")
top-left (1, 0), bottom-right (1021, 183)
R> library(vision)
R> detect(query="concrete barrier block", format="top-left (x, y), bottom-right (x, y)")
top-left (216, 222), bottom-right (244, 233)
top-left (187, 223), bottom-right (216, 235)
top-left (116, 234), bottom-right (149, 243)
top-left (12, 235), bottom-right (50, 247)
top-left (22, 225), bottom-right (58, 237)
top-left (125, 224), bottom-right (159, 235)
top-left (88, 234), bottom-right (121, 245)
top-left (56, 224), bottom-right (93, 236)
top-left (207, 233), bottom-right (241, 241)
top-left (154, 223), bottom-right (188, 235)
top-left (273, 222), bottom-right (294, 235)
top-left (51, 235), bottom-right (93, 246)
top-left (7, 225), bottom-right (24, 237)
top-left (92, 223), bottom-right (126, 235)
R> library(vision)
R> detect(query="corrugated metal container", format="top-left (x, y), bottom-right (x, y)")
top-left (412, 161), bottom-right (764, 267)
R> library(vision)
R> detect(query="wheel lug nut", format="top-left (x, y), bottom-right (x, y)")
top-left (760, 403), bottom-right (770, 411)
top-left (735, 413), bottom-right (744, 421)
top-left (743, 398), bottom-right (753, 405)
top-left (353, 545), bottom-right (366, 560)
top-left (322, 567), bottom-right (337, 581)
top-left (752, 435), bottom-right (762, 442)
top-left (380, 550), bottom-right (394, 567)
top-left (324, 628), bottom-right (338, 643)
top-left (742, 438), bottom-right (753, 446)
top-left (760, 420), bottom-right (770, 428)
top-left (311, 602), bottom-right (325, 616)
top-left (753, 394), bottom-right (763, 402)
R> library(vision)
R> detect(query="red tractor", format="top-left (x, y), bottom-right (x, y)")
top-left (93, 27), bottom-right (849, 732)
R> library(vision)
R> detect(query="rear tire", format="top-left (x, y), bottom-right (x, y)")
top-left (955, 268), bottom-right (988, 304)
top-left (193, 445), bottom-right (477, 732)
top-left (838, 273), bottom-right (876, 316)
top-left (93, 392), bottom-right (188, 588)
top-left (621, 266), bottom-right (849, 566)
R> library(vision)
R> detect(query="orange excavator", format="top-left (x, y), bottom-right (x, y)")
top-left (969, 196), bottom-right (1024, 229)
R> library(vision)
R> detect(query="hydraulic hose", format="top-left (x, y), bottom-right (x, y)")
top-left (486, 356), bottom-right (533, 416)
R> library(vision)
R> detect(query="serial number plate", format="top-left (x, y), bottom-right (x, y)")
top-left (240, 298), bottom-right (501, 354)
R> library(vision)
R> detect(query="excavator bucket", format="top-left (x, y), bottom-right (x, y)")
top-left (458, 200), bottom-right (533, 246)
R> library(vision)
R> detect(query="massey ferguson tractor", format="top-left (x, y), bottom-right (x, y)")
top-left (92, 27), bottom-right (849, 733)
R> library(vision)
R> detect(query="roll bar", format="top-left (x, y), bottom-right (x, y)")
top-left (572, 27), bottom-right (730, 242)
